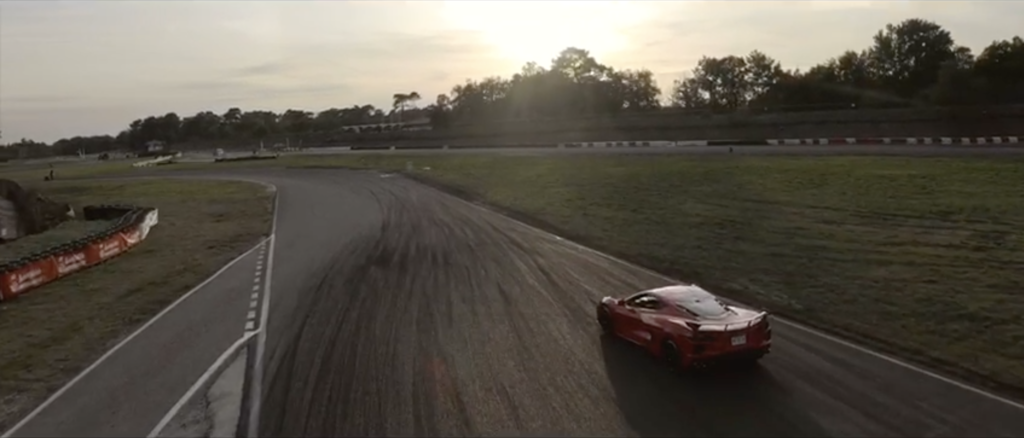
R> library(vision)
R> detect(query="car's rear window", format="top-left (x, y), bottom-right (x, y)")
top-left (667, 289), bottom-right (730, 318)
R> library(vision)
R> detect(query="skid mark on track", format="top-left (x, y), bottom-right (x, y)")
top-left (257, 171), bottom-right (1024, 438)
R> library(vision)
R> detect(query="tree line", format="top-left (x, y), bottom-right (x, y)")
top-left (2, 18), bottom-right (1021, 159)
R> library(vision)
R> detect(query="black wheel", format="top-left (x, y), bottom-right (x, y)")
top-left (597, 306), bottom-right (614, 335)
top-left (662, 340), bottom-right (684, 371)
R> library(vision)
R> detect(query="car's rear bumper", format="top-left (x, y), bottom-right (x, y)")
top-left (688, 342), bottom-right (771, 366)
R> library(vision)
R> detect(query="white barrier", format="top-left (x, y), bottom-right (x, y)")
top-left (132, 155), bottom-right (177, 168)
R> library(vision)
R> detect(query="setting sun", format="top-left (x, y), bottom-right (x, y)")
top-left (440, 1), bottom-right (653, 64)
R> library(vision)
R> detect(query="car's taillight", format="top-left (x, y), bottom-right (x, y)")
top-left (757, 318), bottom-right (772, 338)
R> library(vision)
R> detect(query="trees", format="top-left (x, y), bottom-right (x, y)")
top-left (666, 18), bottom-right (1020, 112)
top-left (867, 18), bottom-right (959, 100)
top-left (392, 92), bottom-right (421, 122)
top-left (668, 51), bottom-right (786, 111)
top-left (14, 18), bottom-right (1024, 154)
top-left (973, 36), bottom-right (1024, 104)
top-left (433, 47), bottom-right (663, 124)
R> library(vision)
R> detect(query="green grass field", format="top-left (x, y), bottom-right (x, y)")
top-left (0, 179), bottom-right (273, 431)
top-left (294, 154), bottom-right (1024, 392)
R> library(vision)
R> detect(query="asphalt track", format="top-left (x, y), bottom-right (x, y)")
top-left (5, 145), bottom-right (1024, 437)
top-left (4, 240), bottom-right (269, 437)
top-left (248, 168), bottom-right (1024, 437)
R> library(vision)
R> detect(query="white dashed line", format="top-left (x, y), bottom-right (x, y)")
top-left (244, 241), bottom-right (268, 334)
top-left (247, 191), bottom-right (279, 438)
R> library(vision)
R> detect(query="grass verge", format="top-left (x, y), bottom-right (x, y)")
top-left (0, 179), bottom-right (273, 431)
top-left (293, 154), bottom-right (1024, 398)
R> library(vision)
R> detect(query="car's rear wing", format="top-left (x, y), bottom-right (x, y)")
top-left (690, 311), bottom-right (768, 332)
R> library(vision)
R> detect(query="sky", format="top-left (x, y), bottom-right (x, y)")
top-left (1, 0), bottom-right (1022, 143)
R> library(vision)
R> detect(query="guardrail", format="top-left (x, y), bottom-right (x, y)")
top-left (0, 205), bottom-right (159, 301)
top-left (346, 135), bottom-right (1024, 151)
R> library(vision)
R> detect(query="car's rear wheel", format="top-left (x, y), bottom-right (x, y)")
top-left (597, 306), bottom-right (614, 335)
top-left (662, 340), bottom-right (684, 371)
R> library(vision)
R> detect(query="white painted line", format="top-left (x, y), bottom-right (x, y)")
top-left (247, 190), bottom-right (279, 438)
top-left (1, 236), bottom-right (270, 438)
top-left (247, 310), bottom-right (256, 320)
top-left (147, 331), bottom-right (257, 438)
top-left (249, 300), bottom-right (258, 309)
top-left (416, 178), bottom-right (1024, 411)
top-left (251, 292), bottom-right (258, 300)
top-left (252, 284), bottom-right (259, 291)
top-left (245, 321), bottom-right (255, 331)
top-left (776, 318), bottom-right (1024, 410)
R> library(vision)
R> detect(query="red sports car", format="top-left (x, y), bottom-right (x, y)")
top-left (596, 284), bottom-right (772, 369)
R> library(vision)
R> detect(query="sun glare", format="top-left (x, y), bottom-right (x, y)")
top-left (441, 1), bottom-right (652, 65)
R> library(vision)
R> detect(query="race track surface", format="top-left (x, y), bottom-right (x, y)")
top-left (251, 169), bottom-right (1024, 438)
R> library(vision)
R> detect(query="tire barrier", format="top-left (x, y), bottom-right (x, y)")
top-left (342, 135), bottom-right (1023, 151)
top-left (213, 155), bottom-right (280, 163)
top-left (0, 205), bottom-right (159, 301)
top-left (558, 136), bottom-right (1023, 148)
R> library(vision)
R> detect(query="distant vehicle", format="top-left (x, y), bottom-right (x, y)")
top-left (596, 285), bottom-right (772, 369)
